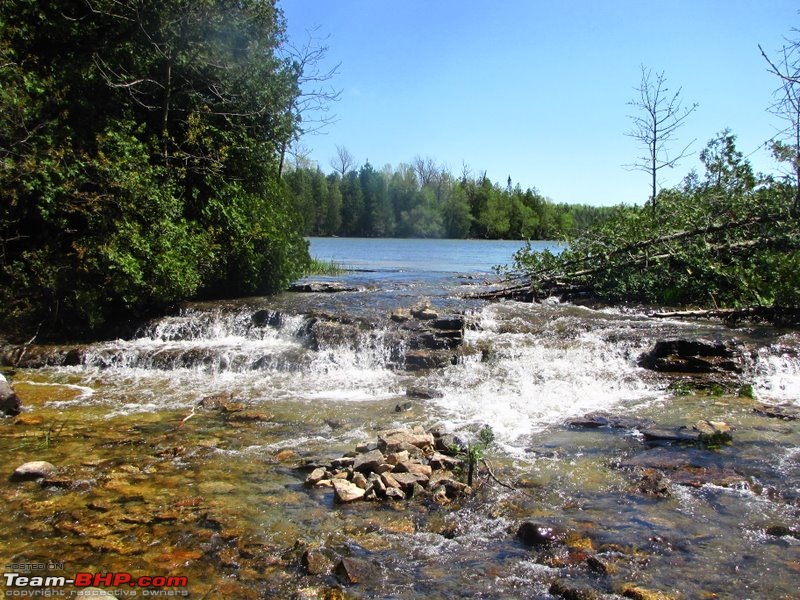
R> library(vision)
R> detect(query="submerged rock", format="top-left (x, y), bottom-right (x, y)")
top-left (753, 403), bottom-right (800, 421)
top-left (568, 411), bottom-right (654, 431)
top-left (549, 579), bottom-right (601, 600)
top-left (517, 521), bottom-right (566, 548)
top-left (334, 557), bottom-right (379, 585)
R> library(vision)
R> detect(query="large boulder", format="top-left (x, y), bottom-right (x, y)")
top-left (0, 374), bottom-right (21, 417)
top-left (638, 338), bottom-right (744, 374)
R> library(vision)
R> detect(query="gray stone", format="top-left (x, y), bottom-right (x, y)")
top-left (353, 449), bottom-right (385, 473)
top-left (406, 386), bottom-right (444, 399)
top-left (11, 461), bottom-right (57, 482)
top-left (0, 374), bottom-right (21, 417)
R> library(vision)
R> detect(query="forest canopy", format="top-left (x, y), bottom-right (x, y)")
top-left (0, 0), bottom-right (309, 341)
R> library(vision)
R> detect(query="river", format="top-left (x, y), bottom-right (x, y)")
top-left (1, 238), bottom-right (798, 599)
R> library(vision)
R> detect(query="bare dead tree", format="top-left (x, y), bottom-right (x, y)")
top-left (760, 32), bottom-right (800, 212)
top-left (330, 144), bottom-right (355, 178)
top-left (412, 155), bottom-right (438, 187)
top-left (625, 66), bottom-right (698, 214)
top-left (279, 26), bottom-right (341, 174)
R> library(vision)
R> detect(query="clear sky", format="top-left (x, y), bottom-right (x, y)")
top-left (280, 1), bottom-right (798, 206)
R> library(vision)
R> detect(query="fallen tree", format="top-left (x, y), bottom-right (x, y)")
top-left (472, 142), bottom-right (800, 327)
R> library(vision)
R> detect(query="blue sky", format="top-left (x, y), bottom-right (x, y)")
top-left (281, 1), bottom-right (798, 206)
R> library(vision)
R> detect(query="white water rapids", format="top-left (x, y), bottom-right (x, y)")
top-left (32, 298), bottom-right (800, 455)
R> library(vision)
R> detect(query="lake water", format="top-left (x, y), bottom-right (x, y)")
top-left (308, 237), bottom-right (560, 278)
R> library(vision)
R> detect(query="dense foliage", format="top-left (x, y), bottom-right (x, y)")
top-left (285, 161), bottom-right (616, 240)
top-left (0, 0), bottom-right (309, 341)
top-left (511, 130), bottom-right (800, 313)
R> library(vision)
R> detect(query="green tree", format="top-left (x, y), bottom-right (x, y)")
top-left (0, 0), bottom-right (310, 340)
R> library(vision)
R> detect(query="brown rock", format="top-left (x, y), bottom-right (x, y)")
top-left (332, 479), bottom-right (366, 503)
top-left (305, 467), bottom-right (328, 486)
top-left (334, 557), bottom-right (378, 585)
top-left (302, 549), bottom-right (333, 575)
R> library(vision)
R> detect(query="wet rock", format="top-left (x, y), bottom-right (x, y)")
top-left (332, 479), bottom-right (366, 503)
top-left (568, 412), bottom-right (655, 431)
top-left (302, 548), bottom-right (334, 575)
top-left (390, 308), bottom-right (412, 322)
top-left (394, 401), bottom-right (414, 412)
top-left (275, 448), bottom-right (298, 462)
top-left (406, 386), bottom-right (443, 399)
top-left (353, 449), bottom-right (386, 473)
top-left (586, 554), bottom-right (615, 575)
top-left (693, 419), bottom-right (733, 445)
top-left (639, 338), bottom-right (744, 374)
top-left (517, 521), bottom-right (566, 547)
top-left (621, 584), bottom-right (675, 600)
top-left (640, 427), bottom-right (701, 444)
top-left (289, 282), bottom-right (359, 293)
top-left (403, 349), bottom-right (453, 371)
top-left (334, 557), bottom-right (379, 585)
top-left (549, 579), bottom-right (601, 600)
top-left (765, 524), bottom-right (800, 539)
top-left (250, 309), bottom-right (283, 328)
top-left (10, 460), bottom-right (57, 482)
top-left (636, 469), bottom-right (671, 497)
top-left (411, 301), bottom-right (438, 320)
top-left (0, 373), bottom-right (21, 416)
top-left (753, 403), bottom-right (800, 420)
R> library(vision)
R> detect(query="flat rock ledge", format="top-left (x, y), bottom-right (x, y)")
top-left (302, 426), bottom-right (469, 504)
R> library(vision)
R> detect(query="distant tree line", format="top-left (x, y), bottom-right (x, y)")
top-left (284, 154), bottom-right (617, 240)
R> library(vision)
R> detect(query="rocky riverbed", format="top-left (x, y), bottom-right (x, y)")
top-left (1, 291), bottom-right (799, 599)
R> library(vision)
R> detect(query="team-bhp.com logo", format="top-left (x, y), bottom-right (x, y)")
top-left (4, 569), bottom-right (189, 597)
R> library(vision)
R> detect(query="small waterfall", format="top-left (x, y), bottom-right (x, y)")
top-left (429, 302), bottom-right (668, 452)
top-left (751, 337), bottom-right (800, 404)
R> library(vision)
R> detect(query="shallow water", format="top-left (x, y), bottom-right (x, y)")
top-left (2, 238), bottom-right (799, 599)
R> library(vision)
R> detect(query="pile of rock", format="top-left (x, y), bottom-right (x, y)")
top-left (303, 426), bottom-right (470, 504)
